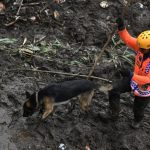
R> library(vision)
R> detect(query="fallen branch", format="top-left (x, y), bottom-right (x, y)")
top-left (21, 2), bottom-right (46, 6)
top-left (8, 69), bottom-right (112, 83)
top-left (4, 16), bottom-right (21, 27)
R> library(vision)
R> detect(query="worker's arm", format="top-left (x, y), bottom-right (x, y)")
top-left (132, 74), bottom-right (150, 85)
top-left (118, 29), bottom-right (139, 52)
top-left (116, 17), bottom-right (139, 51)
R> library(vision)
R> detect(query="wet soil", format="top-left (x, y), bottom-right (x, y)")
top-left (0, 0), bottom-right (150, 150)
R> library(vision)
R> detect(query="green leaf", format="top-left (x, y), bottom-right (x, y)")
top-left (27, 45), bottom-right (41, 51)
top-left (0, 38), bottom-right (17, 44)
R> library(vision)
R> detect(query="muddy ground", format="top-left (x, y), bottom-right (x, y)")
top-left (0, 0), bottom-right (150, 150)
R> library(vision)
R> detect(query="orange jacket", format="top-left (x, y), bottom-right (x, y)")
top-left (118, 29), bottom-right (150, 97)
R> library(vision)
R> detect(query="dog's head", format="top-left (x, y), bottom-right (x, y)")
top-left (23, 91), bottom-right (37, 117)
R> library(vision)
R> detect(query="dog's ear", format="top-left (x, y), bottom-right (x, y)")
top-left (25, 91), bottom-right (31, 98)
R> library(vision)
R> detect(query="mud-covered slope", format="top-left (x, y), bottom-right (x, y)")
top-left (0, 0), bottom-right (150, 150)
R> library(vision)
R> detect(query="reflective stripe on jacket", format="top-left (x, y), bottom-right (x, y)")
top-left (118, 29), bottom-right (150, 97)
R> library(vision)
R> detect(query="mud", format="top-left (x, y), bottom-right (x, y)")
top-left (0, 0), bottom-right (150, 149)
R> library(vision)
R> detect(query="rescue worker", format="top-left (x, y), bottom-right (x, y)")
top-left (101, 17), bottom-right (150, 128)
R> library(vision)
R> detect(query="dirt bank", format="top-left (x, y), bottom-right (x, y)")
top-left (0, 0), bottom-right (150, 149)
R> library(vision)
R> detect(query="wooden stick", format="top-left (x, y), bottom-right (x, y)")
top-left (121, 0), bottom-right (133, 18)
top-left (8, 69), bottom-right (112, 83)
top-left (87, 29), bottom-right (116, 79)
top-left (4, 16), bottom-right (20, 27)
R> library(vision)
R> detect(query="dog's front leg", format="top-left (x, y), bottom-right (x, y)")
top-left (79, 90), bottom-right (94, 111)
top-left (42, 97), bottom-right (54, 119)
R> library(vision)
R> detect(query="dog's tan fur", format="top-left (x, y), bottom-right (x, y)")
top-left (41, 91), bottom-right (94, 119)
top-left (42, 97), bottom-right (54, 119)
top-left (79, 90), bottom-right (94, 111)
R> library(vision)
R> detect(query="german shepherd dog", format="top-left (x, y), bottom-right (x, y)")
top-left (23, 79), bottom-right (96, 119)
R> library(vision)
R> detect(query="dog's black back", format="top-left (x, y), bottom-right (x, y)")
top-left (39, 79), bottom-right (96, 103)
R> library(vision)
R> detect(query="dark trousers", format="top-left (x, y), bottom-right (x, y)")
top-left (109, 77), bottom-right (150, 122)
